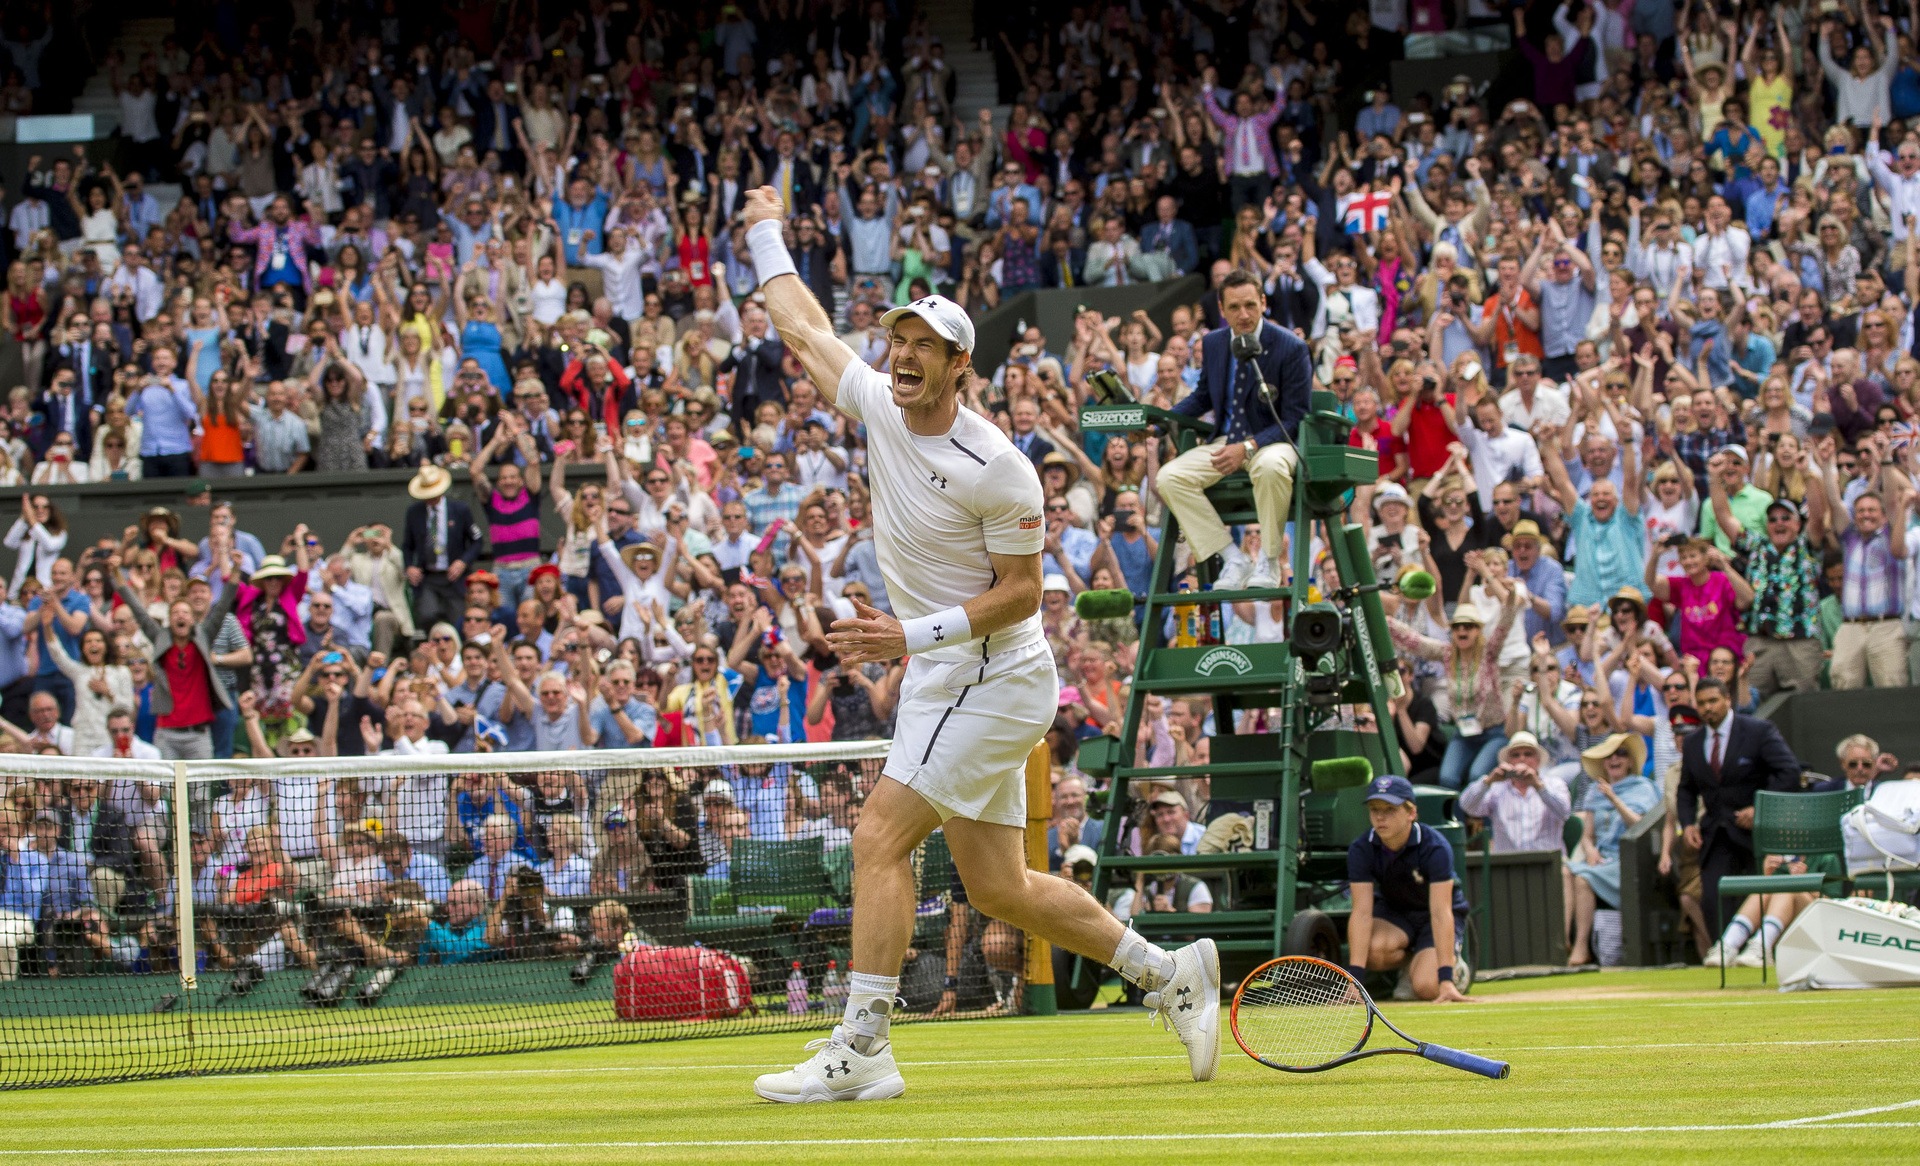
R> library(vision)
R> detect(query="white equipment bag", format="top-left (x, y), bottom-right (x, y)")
top-left (1841, 781), bottom-right (1920, 883)
top-left (1775, 898), bottom-right (1920, 990)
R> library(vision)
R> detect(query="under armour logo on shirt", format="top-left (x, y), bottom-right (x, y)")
top-left (932, 626), bottom-right (944, 641)
top-left (929, 472), bottom-right (947, 489)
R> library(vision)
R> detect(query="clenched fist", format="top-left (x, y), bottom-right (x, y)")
top-left (743, 185), bottom-right (787, 228)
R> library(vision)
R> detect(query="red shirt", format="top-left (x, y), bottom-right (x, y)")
top-left (159, 641), bottom-right (216, 729)
top-left (1402, 394), bottom-right (1458, 479)
top-left (1348, 418), bottom-right (1401, 480)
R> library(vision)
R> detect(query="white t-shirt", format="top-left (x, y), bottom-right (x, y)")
top-left (835, 361), bottom-right (1046, 662)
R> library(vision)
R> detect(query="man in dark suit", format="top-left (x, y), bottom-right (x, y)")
top-left (1157, 269), bottom-right (1312, 590)
top-left (33, 368), bottom-right (93, 461)
top-left (1138, 196), bottom-right (1199, 277)
top-left (401, 466), bottom-right (487, 635)
top-left (762, 131), bottom-right (820, 210)
top-left (791, 215), bottom-right (839, 307)
top-left (469, 77), bottom-right (525, 174)
top-left (51, 318), bottom-right (114, 400)
top-left (1676, 677), bottom-right (1805, 933)
top-left (720, 303), bottom-right (789, 422)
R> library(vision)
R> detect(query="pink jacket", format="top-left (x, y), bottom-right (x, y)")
top-left (227, 217), bottom-right (326, 289)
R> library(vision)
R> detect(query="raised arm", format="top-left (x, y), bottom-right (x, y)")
top-left (741, 187), bottom-right (855, 404)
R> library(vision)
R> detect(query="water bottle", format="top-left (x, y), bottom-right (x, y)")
top-left (822, 960), bottom-right (846, 1010)
top-left (786, 961), bottom-right (810, 1015)
top-left (1199, 584), bottom-right (1222, 646)
top-left (1172, 582), bottom-right (1198, 648)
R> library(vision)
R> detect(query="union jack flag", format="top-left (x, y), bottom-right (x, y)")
top-left (1343, 188), bottom-right (1393, 234)
top-left (1889, 421), bottom-right (1920, 454)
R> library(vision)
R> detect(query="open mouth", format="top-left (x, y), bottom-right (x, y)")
top-left (895, 367), bottom-right (925, 390)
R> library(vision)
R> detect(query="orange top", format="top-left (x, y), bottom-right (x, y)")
top-left (1484, 289), bottom-right (1544, 367)
top-left (199, 414), bottom-right (245, 464)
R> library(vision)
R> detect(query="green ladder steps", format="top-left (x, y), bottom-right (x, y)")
top-left (1133, 642), bottom-right (1294, 695)
top-left (1127, 911), bottom-right (1278, 932)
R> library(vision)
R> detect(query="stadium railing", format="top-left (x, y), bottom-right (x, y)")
top-left (0, 742), bottom-right (1033, 1090)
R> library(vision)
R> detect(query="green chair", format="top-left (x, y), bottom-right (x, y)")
top-left (729, 837), bottom-right (837, 915)
top-left (1715, 788), bottom-right (1856, 987)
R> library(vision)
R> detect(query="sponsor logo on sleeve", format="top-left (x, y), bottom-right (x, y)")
top-left (1018, 513), bottom-right (1043, 531)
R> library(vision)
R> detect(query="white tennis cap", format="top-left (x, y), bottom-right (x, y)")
top-left (880, 294), bottom-right (976, 353)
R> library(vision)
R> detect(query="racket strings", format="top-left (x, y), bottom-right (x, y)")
top-left (1233, 960), bottom-right (1371, 1067)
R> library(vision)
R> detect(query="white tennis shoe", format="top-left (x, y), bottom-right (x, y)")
top-left (1246, 557), bottom-right (1280, 590)
top-left (1215, 551), bottom-right (1254, 591)
top-left (753, 1029), bottom-right (906, 1103)
top-left (1143, 938), bottom-right (1221, 1081)
top-left (1734, 938), bottom-right (1767, 969)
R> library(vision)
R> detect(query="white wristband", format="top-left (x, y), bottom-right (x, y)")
top-left (901, 606), bottom-right (972, 654)
top-left (746, 218), bottom-right (798, 286)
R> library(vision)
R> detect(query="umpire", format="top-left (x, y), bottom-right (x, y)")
top-left (1156, 269), bottom-right (1313, 592)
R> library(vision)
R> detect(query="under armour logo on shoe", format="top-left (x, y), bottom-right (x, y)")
top-left (823, 1061), bottom-right (851, 1079)
top-left (929, 471), bottom-right (948, 489)
top-left (1176, 985), bottom-right (1193, 1012)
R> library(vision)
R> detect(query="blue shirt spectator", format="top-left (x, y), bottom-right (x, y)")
top-left (553, 184), bottom-right (610, 266)
top-left (589, 692), bottom-right (658, 748)
top-left (127, 374), bottom-right (200, 458)
top-left (0, 601), bottom-right (31, 690)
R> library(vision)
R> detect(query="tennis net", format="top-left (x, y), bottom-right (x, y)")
top-left (0, 742), bottom-right (1032, 1089)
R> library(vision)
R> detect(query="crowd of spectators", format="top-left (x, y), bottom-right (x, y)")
top-left (6, 0), bottom-right (1920, 992)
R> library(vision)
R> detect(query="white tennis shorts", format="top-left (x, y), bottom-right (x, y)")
top-left (885, 637), bottom-right (1058, 828)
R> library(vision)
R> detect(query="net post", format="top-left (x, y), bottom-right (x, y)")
top-left (171, 760), bottom-right (198, 996)
top-left (1022, 741), bottom-right (1057, 1016)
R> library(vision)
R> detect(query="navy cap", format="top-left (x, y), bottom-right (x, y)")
top-left (1364, 775), bottom-right (1416, 806)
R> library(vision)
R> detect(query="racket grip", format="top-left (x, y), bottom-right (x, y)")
top-left (1418, 1043), bottom-right (1511, 1080)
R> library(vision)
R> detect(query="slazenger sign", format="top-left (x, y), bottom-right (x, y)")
top-left (1081, 406), bottom-right (1146, 429)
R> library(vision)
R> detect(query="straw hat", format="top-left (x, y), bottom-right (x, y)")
top-left (1501, 518), bottom-right (1545, 550)
top-left (1607, 586), bottom-right (1647, 618)
top-left (1499, 731), bottom-right (1544, 764)
top-left (1448, 606), bottom-right (1486, 628)
top-left (620, 542), bottom-right (662, 571)
top-left (249, 555), bottom-right (295, 584)
top-left (1581, 732), bottom-right (1648, 781)
top-left (408, 465), bottom-right (453, 500)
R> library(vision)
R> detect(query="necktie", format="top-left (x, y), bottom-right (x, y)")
top-left (1710, 729), bottom-right (1724, 778)
top-left (432, 503), bottom-right (446, 561)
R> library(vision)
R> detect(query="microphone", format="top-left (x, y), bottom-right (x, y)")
top-left (1073, 589), bottom-right (1139, 621)
top-left (1229, 331), bottom-right (1264, 362)
top-left (1397, 569), bottom-right (1437, 601)
top-left (1309, 756), bottom-right (1374, 793)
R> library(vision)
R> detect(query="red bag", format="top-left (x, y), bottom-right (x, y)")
top-left (613, 945), bottom-right (752, 1022)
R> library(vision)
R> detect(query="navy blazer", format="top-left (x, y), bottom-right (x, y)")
top-left (1676, 712), bottom-right (1804, 848)
top-left (1173, 321), bottom-right (1311, 450)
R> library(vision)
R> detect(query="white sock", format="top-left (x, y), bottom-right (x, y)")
top-left (842, 972), bottom-right (897, 1055)
top-left (1109, 930), bottom-right (1177, 993)
top-left (1760, 916), bottom-right (1786, 955)
top-left (1719, 916), bottom-right (1754, 953)
top-left (1220, 544), bottom-right (1249, 568)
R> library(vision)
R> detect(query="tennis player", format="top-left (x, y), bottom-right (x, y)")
top-left (1347, 775), bottom-right (1471, 1004)
top-left (737, 186), bottom-right (1219, 1102)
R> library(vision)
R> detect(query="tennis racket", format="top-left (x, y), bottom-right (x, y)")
top-left (1230, 956), bottom-right (1510, 1079)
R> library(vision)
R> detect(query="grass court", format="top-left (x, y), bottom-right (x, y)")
top-left (7, 966), bottom-right (1918, 1164)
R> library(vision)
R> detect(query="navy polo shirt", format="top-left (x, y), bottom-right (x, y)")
top-left (1347, 823), bottom-right (1469, 917)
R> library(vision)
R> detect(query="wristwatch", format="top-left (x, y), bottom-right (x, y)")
top-left (1241, 439), bottom-right (1258, 458)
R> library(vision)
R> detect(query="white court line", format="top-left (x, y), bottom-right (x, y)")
top-left (6, 1112), bottom-right (1919, 1157)
top-left (1770, 1098), bottom-right (1920, 1126)
top-left (182, 1035), bottom-right (1920, 1082)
